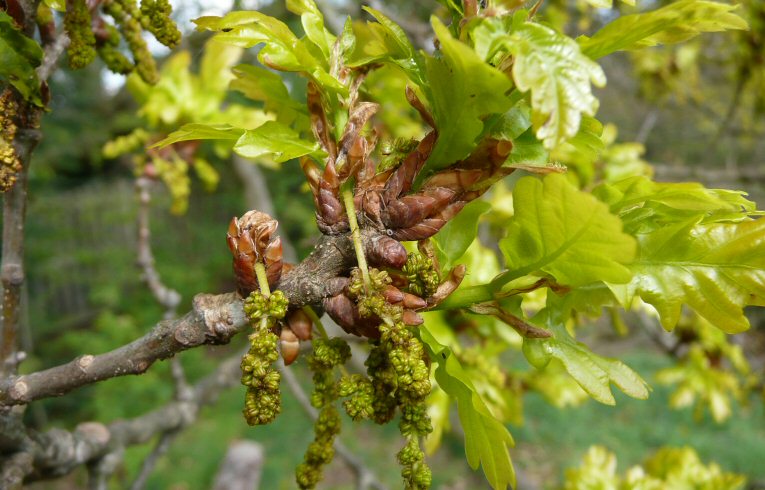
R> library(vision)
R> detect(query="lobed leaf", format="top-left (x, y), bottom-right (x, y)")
top-left (501, 128), bottom-right (551, 171)
top-left (233, 121), bottom-right (320, 162)
top-left (609, 217), bottom-right (765, 334)
top-left (497, 174), bottom-right (636, 288)
top-left (286, 0), bottom-right (336, 60)
top-left (419, 325), bottom-right (516, 490)
top-left (229, 64), bottom-right (308, 128)
top-left (417, 18), bottom-right (513, 180)
top-left (194, 11), bottom-right (345, 94)
top-left (578, 0), bottom-right (748, 60)
top-left (505, 18), bottom-right (606, 151)
top-left (346, 7), bottom-right (422, 83)
top-left (594, 176), bottom-right (758, 233)
top-left (537, 308), bottom-right (650, 405)
top-left (0, 11), bottom-right (44, 105)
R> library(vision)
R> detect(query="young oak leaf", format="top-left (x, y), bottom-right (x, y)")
top-left (531, 308), bottom-right (649, 405)
top-left (419, 325), bottom-right (516, 490)
top-left (233, 121), bottom-right (320, 163)
top-left (286, 0), bottom-right (336, 60)
top-left (418, 18), bottom-right (513, 179)
top-left (504, 16), bottom-right (606, 151)
top-left (346, 6), bottom-right (422, 84)
top-left (497, 174), bottom-right (636, 288)
top-left (434, 200), bottom-right (492, 271)
top-left (609, 217), bottom-right (765, 334)
top-left (594, 176), bottom-right (757, 233)
top-left (0, 11), bottom-right (44, 105)
top-left (578, 0), bottom-right (748, 60)
top-left (193, 10), bottom-right (345, 94)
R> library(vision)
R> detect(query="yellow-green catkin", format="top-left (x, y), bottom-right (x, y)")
top-left (345, 266), bottom-right (434, 489)
top-left (64, 0), bottom-right (97, 69)
top-left (295, 337), bottom-right (350, 489)
top-left (0, 90), bottom-right (21, 192)
top-left (402, 253), bottom-right (439, 298)
top-left (240, 290), bottom-right (289, 426)
top-left (105, 0), bottom-right (159, 84)
top-left (96, 24), bottom-right (134, 74)
top-left (139, 0), bottom-right (180, 47)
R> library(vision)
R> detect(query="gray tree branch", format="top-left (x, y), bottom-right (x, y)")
top-left (2, 114), bottom-right (42, 377)
top-left (0, 225), bottom-right (393, 406)
top-left (0, 349), bottom-right (245, 486)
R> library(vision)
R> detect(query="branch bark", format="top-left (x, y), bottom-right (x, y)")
top-left (2, 113), bottom-right (42, 377)
top-left (0, 349), bottom-right (245, 485)
top-left (0, 227), bottom-right (390, 406)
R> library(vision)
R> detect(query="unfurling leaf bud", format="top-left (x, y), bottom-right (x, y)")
top-left (227, 210), bottom-right (284, 296)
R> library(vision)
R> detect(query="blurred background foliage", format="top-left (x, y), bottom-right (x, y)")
top-left (4, 0), bottom-right (764, 488)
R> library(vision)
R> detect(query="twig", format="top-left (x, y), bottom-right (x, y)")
top-left (36, 32), bottom-right (70, 82)
top-left (714, 72), bottom-right (749, 145)
top-left (2, 112), bottom-right (42, 377)
top-left (279, 364), bottom-right (389, 490)
top-left (0, 451), bottom-right (33, 490)
top-left (212, 440), bottom-right (265, 490)
top-left (136, 177), bottom-right (189, 397)
top-left (136, 177), bottom-right (181, 319)
top-left (0, 292), bottom-right (247, 406)
top-left (7, 350), bottom-right (245, 484)
top-left (0, 227), bottom-right (390, 406)
top-left (635, 108), bottom-right (659, 145)
top-left (128, 430), bottom-right (179, 490)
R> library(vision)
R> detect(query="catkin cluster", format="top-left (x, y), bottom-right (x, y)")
top-left (241, 290), bottom-right (288, 426)
top-left (339, 267), bottom-right (434, 489)
top-left (0, 91), bottom-right (21, 192)
top-left (61, 0), bottom-right (181, 83)
top-left (296, 337), bottom-right (351, 489)
top-left (402, 252), bottom-right (440, 298)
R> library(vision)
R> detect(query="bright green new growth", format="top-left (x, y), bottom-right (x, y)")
top-left (146, 0), bottom-right (761, 488)
top-left (563, 445), bottom-right (746, 489)
top-left (0, 12), bottom-right (44, 105)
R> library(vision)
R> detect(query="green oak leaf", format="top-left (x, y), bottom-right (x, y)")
top-left (505, 18), bottom-right (606, 150)
top-left (497, 174), bottom-right (636, 288)
top-left (0, 11), bottom-right (44, 105)
top-left (152, 124), bottom-right (245, 148)
top-left (230, 64), bottom-right (308, 128)
top-left (193, 11), bottom-right (345, 94)
top-left (484, 100), bottom-right (533, 142)
top-left (501, 128), bottom-right (551, 171)
top-left (419, 325), bottom-right (516, 490)
top-left (578, 0), bottom-right (747, 60)
top-left (434, 200), bottom-right (492, 270)
top-left (346, 7), bottom-right (423, 84)
top-left (234, 121), bottom-right (320, 162)
top-left (417, 18), bottom-right (513, 180)
top-left (609, 217), bottom-right (765, 334)
top-left (286, 0), bottom-right (336, 60)
top-left (594, 176), bottom-right (757, 233)
top-left (537, 307), bottom-right (649, 405)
